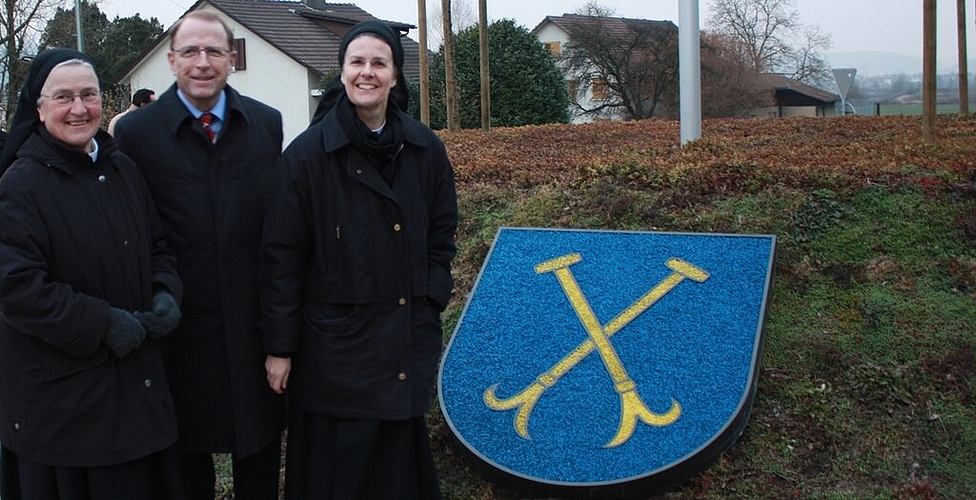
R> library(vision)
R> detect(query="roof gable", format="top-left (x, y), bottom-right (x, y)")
top-left (211, 0), bottom-right (420, 79)
top-left (533, 13), bottom-right (676, 40)
top-left (121, 0), bottom-right (421, 83)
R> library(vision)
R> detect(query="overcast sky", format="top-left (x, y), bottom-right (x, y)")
top-left (97, 0), bottom-right (970, 69)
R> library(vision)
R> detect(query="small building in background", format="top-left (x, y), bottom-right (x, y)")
top-left (752, 73), bottom-right (841, 118)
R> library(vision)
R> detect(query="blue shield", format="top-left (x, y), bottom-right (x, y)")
top-left (438, 228), bottom-right (776, 497)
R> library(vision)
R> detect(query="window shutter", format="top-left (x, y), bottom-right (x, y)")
top-left (234, 38), bottom-right (247, 70)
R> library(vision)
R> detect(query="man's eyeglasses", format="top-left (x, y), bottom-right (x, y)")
top-left (172, 46), bottom-right (233, 60)
top-left (41, 90), bottom-right (101, 106)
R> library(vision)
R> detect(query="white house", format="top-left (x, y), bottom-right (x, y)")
top-left (119, 0), bottom-right (420, 146)
top-left (532, 14), bottom-right (678, 124)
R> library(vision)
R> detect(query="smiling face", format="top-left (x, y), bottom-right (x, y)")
top-left (168, 16), bottom-right (235, 111)
top-left (37, 63), bottom-right (101, 151)
top-left (340, 33), bottom-right (397, 124)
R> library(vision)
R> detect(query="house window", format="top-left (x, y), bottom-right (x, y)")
top-left (591, 78), bottom-right (610, 100)
top-left (233, 38), bottom-right (247, 70)
top-left (567, 79), bottom-right (578, 103)
top-left (543, 41), bottom-right (561, 57)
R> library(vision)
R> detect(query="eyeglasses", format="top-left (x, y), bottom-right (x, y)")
top-left (40, 90), bottom-right (101, 106)
top-left (172, 46), bottom-right (232, 60)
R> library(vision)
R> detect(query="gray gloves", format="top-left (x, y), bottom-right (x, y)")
top-left (135, 291), bottom-right (182, 338)
top-left (105, 291), bottom-right (182, 358)
top-left (105, 308), bottom-right (147, 358)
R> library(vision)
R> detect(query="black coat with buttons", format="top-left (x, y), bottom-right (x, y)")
top-left (0, 129), bottom-right (181, 467)
top-left (114, 84), bottom-right (286, 457)
top-left (261, 105), bottom-right (457, 420)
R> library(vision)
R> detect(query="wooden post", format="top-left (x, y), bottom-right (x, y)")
top-left (442, 0), bottom-right (461, 131)
top-left (479, 0), bottom-right (490, 130)
top-left (923, 0), bottom-right (936, 142)
top-left (958, 0), bottom-right (969, 114)
top-left (418, 0), bottom-right (430, 125)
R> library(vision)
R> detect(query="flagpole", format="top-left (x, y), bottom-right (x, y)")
top-left (679, 0), bottom-right (701, 145)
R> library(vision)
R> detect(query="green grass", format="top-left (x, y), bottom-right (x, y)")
top-left (877, 103), bottom-right (976, 115)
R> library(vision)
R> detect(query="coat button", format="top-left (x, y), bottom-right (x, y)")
top-left (123, 239), bottom-right (130, 248)
top-left (97, 175), bottom-right (106, 183)
top-left (13, 422), bottom-right (19, 430)
top-left (393, 223), bottom-right (401, 232)
top-left (144, 379), bottom-right (152, 387)
top-left (398, 373), bottom-right (407, 381)
top-left (356, 169), bottom-right (363, 174)
top-left (398, 297), bottom-right (406, 306)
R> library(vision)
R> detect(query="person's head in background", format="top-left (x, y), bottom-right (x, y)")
top-left (131, 88), bottom-right (155, 107)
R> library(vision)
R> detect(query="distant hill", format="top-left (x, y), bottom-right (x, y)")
top-left (826, 50), bottom-right (972, 76)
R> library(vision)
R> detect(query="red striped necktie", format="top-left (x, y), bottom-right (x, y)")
top-left (199, 112), bottom-right (216, 143)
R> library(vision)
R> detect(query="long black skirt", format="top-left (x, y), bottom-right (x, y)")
top-left (0, 445), bottom-right (184, 500)
top-left (284, 409), bottom-right (442, 500)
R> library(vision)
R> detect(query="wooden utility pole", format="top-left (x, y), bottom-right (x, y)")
top-left (478, 0), bottom-right (490, 130)
top-left (957, 0), bottom-right (969, 113)
top-left (418, 0), bottom-right (430, 125)
top-left (923, 0), bottom-right (937, 142)
top-left (442, 0), bottom-right (461, 131)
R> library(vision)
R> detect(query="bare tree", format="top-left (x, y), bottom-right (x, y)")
top-left (426, 0), bottom-right (474, 49)
top-left (559, 2), bottom-right (678, 120)
top-left (1, 0), bottom-right (60, 125)
top-left (708, 0), bottom-right (831, 85)
top-left (700, 31), bottom-right (766, 117)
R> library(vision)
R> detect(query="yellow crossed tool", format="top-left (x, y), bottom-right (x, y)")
top-left (484, 253), bottom-right (709, 447)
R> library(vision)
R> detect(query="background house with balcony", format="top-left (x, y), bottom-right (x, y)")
top-left (119, 0), bottom-right (420, 145)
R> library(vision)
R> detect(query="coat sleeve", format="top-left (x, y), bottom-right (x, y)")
top-left (126, 155), bottom-right (183, 302)
top-left (0, 165), bottom-right (109, 358)
top-left (260, 149), bottom-right (310, 356)
top-left (424, 137), bottom-right (458, 311)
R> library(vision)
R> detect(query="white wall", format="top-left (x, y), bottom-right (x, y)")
top-left (534, 22), bottom-right (595, 124)
top-left (122, 5), bottom-right (315, 147)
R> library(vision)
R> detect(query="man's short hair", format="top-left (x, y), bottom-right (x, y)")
top-left (132, 88), bottom-right (155, 106)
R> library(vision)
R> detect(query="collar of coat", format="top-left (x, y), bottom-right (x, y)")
top-left (317, 105), bottom-right (430, 154)
top-left (156, 83), bottom-right (256, 139)
top-left (16, 128), bottom-right (121, 177)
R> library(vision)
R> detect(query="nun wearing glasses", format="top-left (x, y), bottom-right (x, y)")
top-left (0, 48), bottom-right (184, 499)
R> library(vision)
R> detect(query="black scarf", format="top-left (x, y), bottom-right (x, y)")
top-left (336, 95), bottom-right (404, 186)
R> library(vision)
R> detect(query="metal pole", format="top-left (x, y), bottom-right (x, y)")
top-left (679, 0), bottom-right (701, 145)
top-left (75, 0), bottom-right (84, 52)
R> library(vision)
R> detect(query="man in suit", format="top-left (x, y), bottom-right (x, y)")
top-left (114, 11), bottom-right (285, 500)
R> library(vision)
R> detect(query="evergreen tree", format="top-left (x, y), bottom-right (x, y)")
top-left (39, 1), bottom-right (163, 86)
top-left (430, 19), bottom-right (570, 129)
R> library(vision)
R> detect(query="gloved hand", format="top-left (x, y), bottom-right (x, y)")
top-left (105, 308), bottom-right (147, 357)
top-left (135, 291), bottom-right (182, 338)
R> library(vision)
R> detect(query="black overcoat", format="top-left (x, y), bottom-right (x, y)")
top-left (261, 105), bottom-right (458, 419)
top-left (114, 84), bottom-right (285, 456)
top-left (0, 130), bottom-right (181, 467)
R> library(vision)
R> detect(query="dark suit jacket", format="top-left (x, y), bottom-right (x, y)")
top-left (115, 84), bottom-right (285, 457)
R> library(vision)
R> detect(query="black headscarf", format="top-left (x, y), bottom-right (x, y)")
top-left (310, 20), bottom-right (410, 125)
top-left (0, 48), bottom-right (96, 174)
